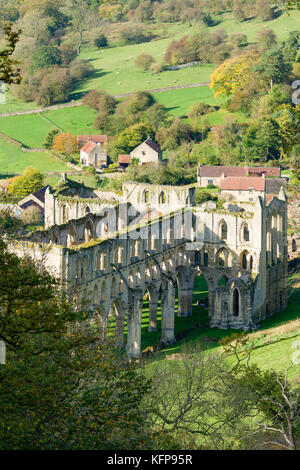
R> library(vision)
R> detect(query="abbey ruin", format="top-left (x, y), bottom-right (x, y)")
top-left (9, 176), bottom-right (289, 360)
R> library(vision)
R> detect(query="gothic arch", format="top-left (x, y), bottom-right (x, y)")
top-left (159, 191), bottom-right (166, 204)
top-left (84, 219), bottom-right (95, 243)
top-left (61, 203), bottom-right (70, 224)
top-left (67, 223), bottom-right (78, 247)
top-left (219, 220), bottom-right (228, 241)
top-left (142, 190), bottom-right (150, 203)
top-left (241, 222), bottom-right (250, 242)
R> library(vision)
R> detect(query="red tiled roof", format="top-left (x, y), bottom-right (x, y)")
top-left (77, 135), bottom-right (107, 144)
top-left (198, 166), bottom-right (247, 178)
top-left (265, 194), bottom-right (275, 205)
top-left (220, 177), bottom-right (266, 191)
top-left (81, 141), bottom-right (97, 154)
top-left (248, 167), bottom-right (281, 177)
top-left (118, 154), bottom-right (131, 164)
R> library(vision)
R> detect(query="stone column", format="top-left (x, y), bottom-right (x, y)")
top-left (161, 280), bottom-right (176, 347)
top-left (178, 285), bottom-right (193, 317)
top-left (148, 300), bottom-right (158, 332)
top-left (126, 295), bottom-right (143, 360)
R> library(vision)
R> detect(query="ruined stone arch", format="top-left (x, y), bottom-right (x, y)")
top-left (142, 190), bottom-right (150, 203)
top-left (85, 206), bottom-right (91, 215)
top-left (136, 267), bottom-right (142, 285)
top-left (100, 251), bottom-right (106, 270)
top-left (241, 221), bottom-right (250, 242)
top-left (159, 191), bottom-right (166, 205)
top-left (216, 247), bottom-right (231, 268)
top-left (100, 281), bottom-right (106, 301)
top-left (93, 284), bottom-right (99, 304)
top-left (240, 250), bottom-right (250, 270)
top-left (61, 203), bottom-right (70, 224)
top-left (219, 220), bottom-right (228, 241)
top-left (117, 245), bottom-right (124, 263)
top-left (128, 270), bottom-right (134, 288)
top-left (145, 263), bottom-right (151, 281)
top-left (111, 277), bottom-right (118, 297)
top-left (67, 223), bottom-right (78, 247)
top-left (84, 218), bottom-right (95, 243)
top-left (232, 288), bottom-right (240, 316)
top-left (292, 239), bottom-right (297, 252)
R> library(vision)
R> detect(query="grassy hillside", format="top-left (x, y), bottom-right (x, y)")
top-left (0, 9), bottom-right (299, 114)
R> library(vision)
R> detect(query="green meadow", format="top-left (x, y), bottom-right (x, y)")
top-left (0, 140), bottom-right (69, 175)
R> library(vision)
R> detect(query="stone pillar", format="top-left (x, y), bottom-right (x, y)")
top-left (178, 286), bottom-right (193, 317)
top-left (148, 300), bottom-right (158, 332)
top-left (177, 271), bottom-right (193, 317)
top-left (126, 296), bottom-right (143, 360)
top-left (161, 280), bottom-right (176, 347)
top-left (115, 313), bottom-right (125, 348)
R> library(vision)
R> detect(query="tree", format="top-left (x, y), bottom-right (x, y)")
top-left (63, 0), bottom-right (90, 55)
top-left (156, 118), bottom-right (192, 151)
top-left (43, 128), bottom-right (60, 149)
top-left (9, 167), bottom-right (44, 197)
top-left (134, 53), bottom-right (154, 71)
top-left (0, 239), bottom-right (153, 450)
top-left (29, 45), bottom-right (61, 74)
top-left (141, 103), bottom-right (170, 130)
top-left (243, 117), bottom-right (281, 161)
top-left (254, 49), bottom-right (291, 88)
top-left (37, 67), bottom-right (72, 106)
top-left (256, 28), bottom-right (277, 50)
top-left (287, 0), bottom-right (300, 10)
top-left (0, 22), bottom-right (21, 84)
top-left (113, 123), bottom-right (155, 155)
top-left (52, 132), bottom-right (79, 155)
top-left (229, 33), bottom-right (248, 48)
top-left (94, 33), bottom-right (108, 48)
top-left (210, 51), bottom-right (261, 99)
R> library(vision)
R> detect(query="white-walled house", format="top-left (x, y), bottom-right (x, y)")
top-left (130, 138), bottom-right (163, 164)
top-left (80, 141), bottom-right (107, 168)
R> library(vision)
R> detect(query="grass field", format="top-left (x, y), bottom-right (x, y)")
top-left (0, 140), bottom-right (69, 174)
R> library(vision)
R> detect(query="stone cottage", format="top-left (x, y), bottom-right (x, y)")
top-left (130, 138), bottom-right (163, 164)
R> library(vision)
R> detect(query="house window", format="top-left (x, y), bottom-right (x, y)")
top-left (208, 179), bottom-right (213, 185)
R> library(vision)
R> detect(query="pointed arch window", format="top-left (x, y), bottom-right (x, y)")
top-left (243, 223), bottom-right (250, 242)
top-left (221, 221), bottom-right (227, 240)
top-left (233, 289), bottom-right (239, 316)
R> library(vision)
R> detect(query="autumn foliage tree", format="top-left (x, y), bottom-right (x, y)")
top-left (52, 131), bottom-right (79, 155)
top-left (9, 167), bottom-right (44, 197)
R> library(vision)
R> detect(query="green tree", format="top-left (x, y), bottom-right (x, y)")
top-left (94, 33), bottom-right (108, 48)
top-left (29, 45), bottom-right (61, 74)
top-left (9, 167), bottom-right (44, 197)
top-left (113, 122), bottom-right (155, 155)
top-left (43, 128), bottom-right (60, 149)
top-left (134, 53), bottom-right (154, 71)
top-left (254, 49), bottom-right (291, 88)
top-left (0, 239), bottom-right (153, 450)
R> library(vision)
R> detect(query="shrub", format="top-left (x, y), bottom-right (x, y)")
top-left (9, 167), bottom-right (44, 198)
top-left (52, 132), bottom-right (79, 156)
top-left (37, 67), bottom-right (72, 106)
top-left (95, 34), bottom-right (108, 48)
top-left (134, 53), bottom-right (154, 71)
top-left (69, 60), bottom-right (94, 81)
top-left (149, 62), bottom-right (165, 74)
